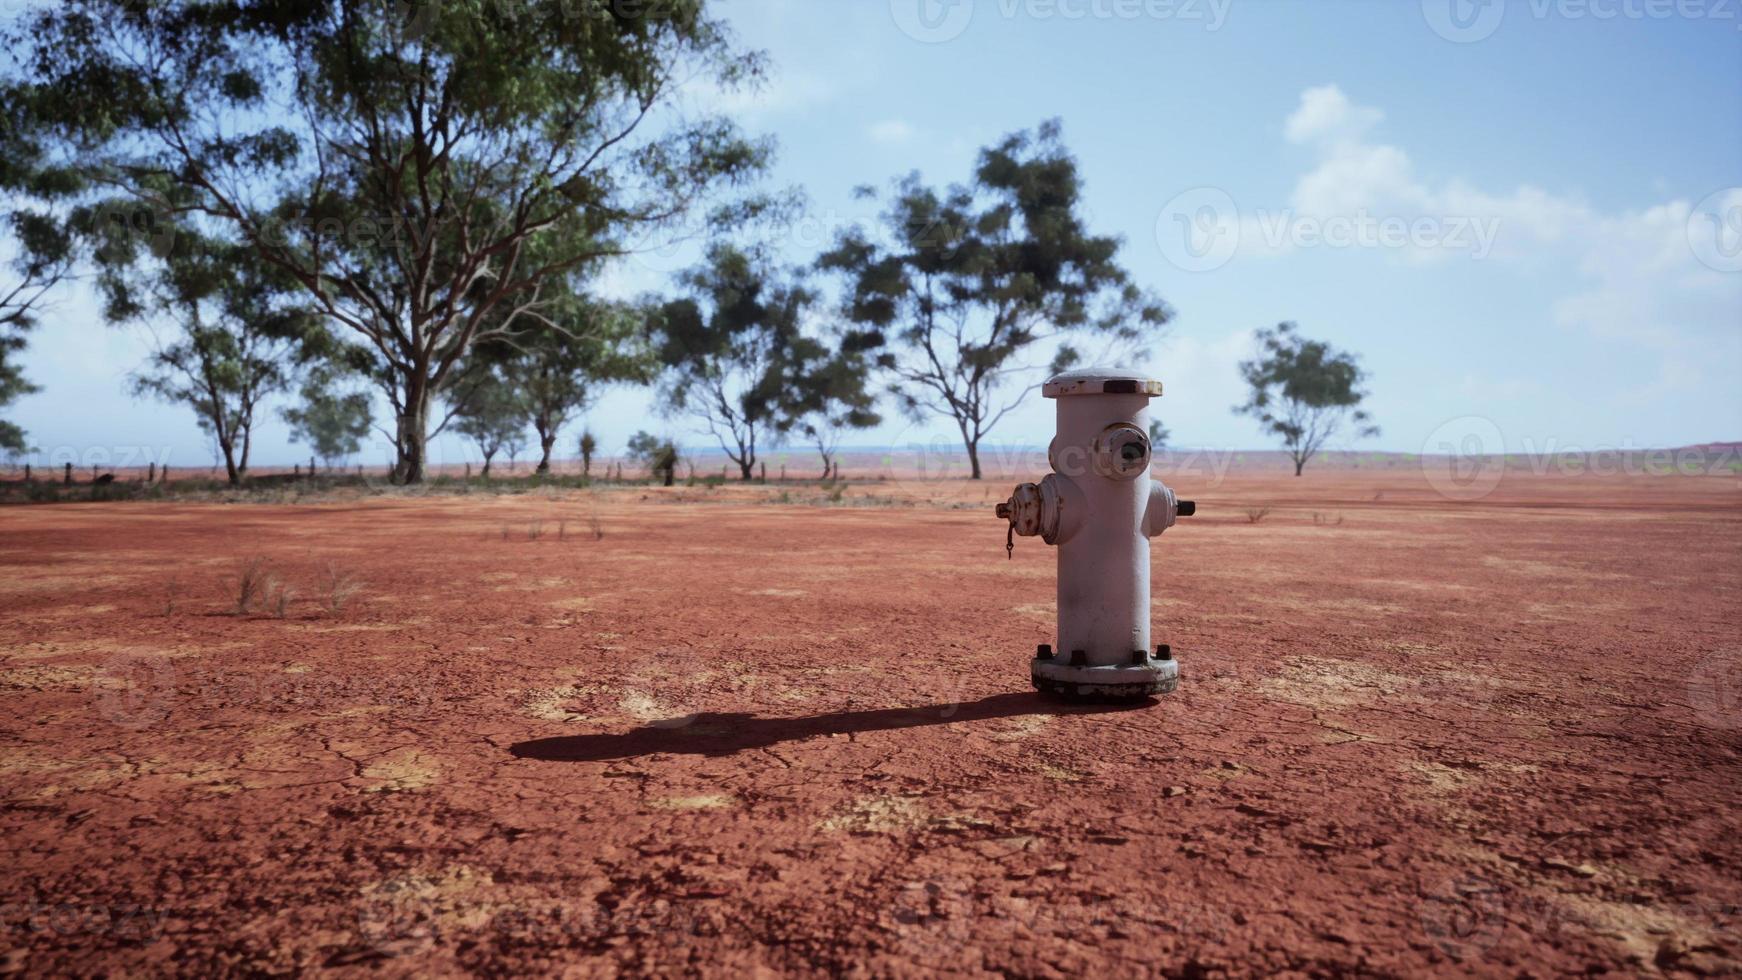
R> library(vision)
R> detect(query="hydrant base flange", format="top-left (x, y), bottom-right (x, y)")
top-left (1031, 657), bottom-right (1179, 700)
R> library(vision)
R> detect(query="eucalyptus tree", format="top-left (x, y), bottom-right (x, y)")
top-left (650, 244), bottom-right (809, 481)
top-left (104, 233), bottom-right (325, 486)
top-left (283, 371), bottom-right (374, 470)
top-left (819, 120), bottom-right (1171, 479)
top-left (450, 367), bottom-right (528, 479)
top-left (781, 339), bottom-right (881, 480)
top-left (9, 0), bottom-right (775, 482)
top-left (487, 290), bottom-right (655, 475)
top-left (1235, 322), bottom-right (1379, 476)
top-left (0, 83), bottom-right (82, 455)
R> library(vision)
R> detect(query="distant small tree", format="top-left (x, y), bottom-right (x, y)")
top-left (283, 371), bottom-right (373, 469)
top-left (1148, 419), bottom-right (1170, 451)
top-left (491, 292), bottom-right (654, 475)
top-left (1235, 323), bottom-right (1378, 476)
top-left (819, 119), bottom-right (1170, 479)
top-left (451, 370), bottom-right (529, 479)
top-left (108, 234), bottom-right (320, 485)
top-left (783, 341), bottom-right (881, 480)
top-left (627, 431), bottom-right (679, 487)
top-left (579, 430), bottom-right (598, 478)
top-left (652, 245), bottom-right (807, 481)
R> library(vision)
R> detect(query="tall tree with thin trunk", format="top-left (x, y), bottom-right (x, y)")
top-left (1235, 322), bottom-right (1379, 476)
top-left (486, 290), bottom-right (655, 475)
top-left (652, 245), bottom-right (808, 481)
top-left (103, 233), bottom-right (321, 485)
top-left (282, 369), bottom-right (373, 469)
top-left (781, 338), bottom-right (881, 480)
top-left (450, 367), bottom-right (527, 479)
top-left (819, 119), bottom-right (1170, 479)
top-left (9, 0), bottom-right (776, 482)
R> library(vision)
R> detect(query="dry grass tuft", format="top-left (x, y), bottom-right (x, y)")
top-left (232, 557), bottom-right (272, 615)
top-left (320, 563), bottom-right (364, 616)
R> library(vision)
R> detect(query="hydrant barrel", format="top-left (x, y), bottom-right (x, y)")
top-left (998, 367), bottom-right (1193, 700)
top-left (1053, 389), bottom-right (1157, 666)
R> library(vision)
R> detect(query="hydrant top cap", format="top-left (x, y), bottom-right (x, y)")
top-left (1042, 367), bottom-right (1163, 399)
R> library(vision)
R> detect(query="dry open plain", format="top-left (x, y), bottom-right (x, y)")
top-left (1, 461), bottom-right (1739, 976)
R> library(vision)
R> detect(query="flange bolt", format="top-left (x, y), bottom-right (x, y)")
top-left (1156, 644), bottom-right (1173, 661)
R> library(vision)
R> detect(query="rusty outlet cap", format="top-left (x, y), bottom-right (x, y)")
top-left (1043, 367), bottom-right (1163, 399)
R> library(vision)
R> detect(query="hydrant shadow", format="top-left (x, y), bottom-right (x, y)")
top-left (509, 691), bottom-right (1149, 763)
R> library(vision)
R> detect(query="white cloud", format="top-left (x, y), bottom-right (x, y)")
top-left (866, 119), bottom-right (916, 144)
top-left (1284, 84), bottom-right (1383, 146)
top-left (1257, 85), bottom-right (1741, 420)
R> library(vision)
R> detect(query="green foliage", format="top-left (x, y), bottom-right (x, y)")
top-left (1148, 419), bottom-right (1170, 451)
top-left (779, 327), bottom-right (881, 479)
top-left (1234, 322), bottom-right (1378, 476)
top-left (450, 368), bottom-right (529, 477)
top-left (651, 244), bottom-right (810, 480)
top-left (0, 80), bottom-right (85, 451)
top-left (110, 230), bottom-right (326, 485)
top-left (480, 286), bottom-right (656, 474)
top-left (9, 0), bottom-right (776, 482)
top-left (819, 119), bottom-right (1170, 478)
top-left (579, 430), bottom-right (599, 477)
top-left (283, 372), bottom-right (374, 467)
top-left (0, 338), bottom-right (39, 456)
top-left (627, 430), bottom-right (680, 486)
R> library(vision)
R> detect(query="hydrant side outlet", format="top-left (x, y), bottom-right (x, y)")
top-left (1000, 367), bottom-right (1196, 700)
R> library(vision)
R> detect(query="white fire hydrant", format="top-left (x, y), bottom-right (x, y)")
top-left (995, 368), bottom-right (1196, 699)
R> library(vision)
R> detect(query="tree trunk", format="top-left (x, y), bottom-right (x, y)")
top-left (238, 425), bottom-right (253, 483)
top-left (739, 460), bottom-right (754, 481)
top-left (220, 439), bottom-right (241, 486)
top-left (398, 374), bottom-right (432, 484)
top-left (1294, 457), bottom-right (1305, 476)
top-left (581, 452), bottom-right (591, 477)
top-left (535, 421), bottom-right (556, 474)
top-left (966, 439), bottom-right (983, 480)
top-left (481, 451), bottom-right (495, 478)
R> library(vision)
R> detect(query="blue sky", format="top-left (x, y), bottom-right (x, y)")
top-left (10, 0), bottom-right (1741, 471)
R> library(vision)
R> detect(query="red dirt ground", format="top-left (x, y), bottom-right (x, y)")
top-left (2, 465), bottom-right (1740, 976)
